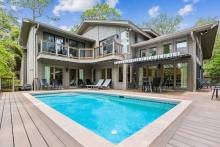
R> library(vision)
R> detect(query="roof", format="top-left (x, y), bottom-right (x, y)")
top-left (75, 20), bottom-right (153, 39)
top-left (19, 18), bottom-right (95, 47)
top-left (132, 22), bottom-right (219, 59)
top-left (140, 28), bottom-right (160, 38)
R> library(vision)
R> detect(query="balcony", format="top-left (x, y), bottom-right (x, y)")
top-left (38, 40), bottom-right (124, 62)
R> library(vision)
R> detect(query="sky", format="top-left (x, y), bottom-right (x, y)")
top-left (6, 0), bottom-right (220, 31)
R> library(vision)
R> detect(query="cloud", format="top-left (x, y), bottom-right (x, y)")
top-left (53, 0), bottom-right (119, 16)
top-left (148, 6), bottom-right (160, 17)
top-left (106, 0), bottom-right (118, 7)
top-left (183, 0), bottom-right (199, 4)
top-left (59, 25), bottom-right (72, 31)
top-left (53, 0), bottom-right (100, 16)
top-left (178, 4), bottom-right (193, 16)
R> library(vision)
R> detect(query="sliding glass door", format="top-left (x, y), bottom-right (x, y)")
top-left (44, 66), bottom-right (63, 85)
top-left (176, 63), bottom-right (188, 89)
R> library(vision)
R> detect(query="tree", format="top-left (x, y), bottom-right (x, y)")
top-left (0, 7), bottom-right (22, 77)
top-left (81, 3), bottom-right (121, 20)
top-left (142, 13), bottom-right (183, 35)
top-left (10, 0), bottom-right (51, 20)
top-left (70, 24), bottom-right (79, 33)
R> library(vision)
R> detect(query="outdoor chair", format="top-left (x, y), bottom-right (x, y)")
top-left (211, 84), bottom-right (220, 100)
top-left (197, 78), bottom-right (211, 89)
top-left (78, 79), bottom-right (85, 88)
top-left (86, 79), bottom-right (92, 85)
top-left (52, 79), bottom-right (62, 90)
top-left (19, 84), bottom-right (32, 91)
top-left (86, 79), bottom-right (104, 88)
top-left (142, 77), bottom-right (152, 92)
top-left (40, 79), bottom-right (50, 89)
top-left (100, 79), bottom-right (112, 89)
top-left (152, 77), bottom-right (162, 93)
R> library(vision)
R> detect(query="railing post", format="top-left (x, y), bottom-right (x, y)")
top-left (112, 41), bottom-right (115, 55)
top-left (55, 44), bottom-right (58, 55)
top-left (0, 78), bottom-right (1, 92)
top-left (40, 40), bottom-right (43, 53)
top-left (78, 49), bottom-right (80, 59)
top-left (12, 77), bottom-right (15, 92)
top-left (67, 46), bottom-right (70, 57)
top-left (92, 48), bottom-right (95, 59)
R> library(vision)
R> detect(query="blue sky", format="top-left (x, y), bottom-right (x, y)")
top-left (8, 0), bottom-right (220, 30)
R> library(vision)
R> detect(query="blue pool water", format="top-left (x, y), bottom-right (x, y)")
top-left (33, 92), bottom-right (177, 144)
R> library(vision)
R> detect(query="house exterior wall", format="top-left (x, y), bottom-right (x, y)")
top-left (26, 26), bottom-right (37, 85)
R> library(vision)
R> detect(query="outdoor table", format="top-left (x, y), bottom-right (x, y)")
top-left (211, 84), bottom-right (220, 100)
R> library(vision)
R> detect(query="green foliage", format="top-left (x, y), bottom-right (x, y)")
top-left (0, 7), bottom-right (22, 77)
top-left (70, 24), bottom-right (79, 33)
top-left (143, 13), bottom-right (183, 35)
top-left (81, 3), bottom-right (121, 20)
top-left (10, 0), bottom-right (51, 20)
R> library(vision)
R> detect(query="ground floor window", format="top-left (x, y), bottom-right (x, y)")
top-left (101, 69), bottom-right (106, 79)
top-left (163, 64), bottom-right (174, 88)
top-left (148, 66), bottom-right (157, 81)
top-left (119, 66), bottom-right (123, 82)
top-left (107, 68), bottom-right (112, 79)
top-left (127, 66), bottom-right (130, 83)
top-left (69, 69), bottom-right (76, 86)
top-left (93, 69), bottom-right (96, 82)
top-left (44, 66), bottom-right (63, 85)
top-left (176, 63), bottom-right (188, 89)
top-left (79, 69), bottom-right (84, 80)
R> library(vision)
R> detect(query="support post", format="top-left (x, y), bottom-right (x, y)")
top-left (12, 77), bottom-right (15, 92)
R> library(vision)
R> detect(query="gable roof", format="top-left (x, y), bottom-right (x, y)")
top-left (19, 18), bottom-right (95, 47)
top-left (75, 20), bottom-right (154, 39)
top-left (132, 22), bottom-right (219, 59)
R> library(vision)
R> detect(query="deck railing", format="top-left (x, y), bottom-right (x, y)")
top-left (39, 40), bottom-right (123, 59)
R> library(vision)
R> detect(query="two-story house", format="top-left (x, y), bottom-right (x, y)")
top-left (19, 19), bottom-right (218, 91)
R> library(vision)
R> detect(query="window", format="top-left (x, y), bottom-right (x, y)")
top-left (163, 64), bottom-right (174, 88)
top-left (47, 66), bottom-right (63, 85)
top-left (176, 41), bottom-right (187, 53)
top-left (107, 68), bottom-right (112, 79)
top-left (79, 69), bottom-right (84, 80)
top-left (119, 66), bottom-right (123, 82)
top-left (101, 69), bottom-right (106, 79)
top-left (176, 63), bottom-right (188, 89)
top-left (163, 44), bottom-right (172, 54)
top-left (127, 66), bottom-right (131, 83)
top-left (93, 69), bottom-right (96, 82)
top-left (140, 48), bottom-right (157, 57)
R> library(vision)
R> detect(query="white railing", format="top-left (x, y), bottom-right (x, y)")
top-left (39, 40), bottom-right (123, 59)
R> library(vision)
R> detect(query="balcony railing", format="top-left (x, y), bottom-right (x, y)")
top-left (39, 40), bottom-right (123, 59)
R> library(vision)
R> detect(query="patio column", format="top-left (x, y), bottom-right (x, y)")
top-left (122, 64), bottom-right (128, 90)
top-left (191, 32), bottom-right (197, 92)
top-left (76, 69), bottom-right (78, 87)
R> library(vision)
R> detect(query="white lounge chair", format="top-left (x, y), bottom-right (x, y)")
top-left (86, 79), bottom-right (104, 88)
top-left (100, 79), bottom-right (112, 89)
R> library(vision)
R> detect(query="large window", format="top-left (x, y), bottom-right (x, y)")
top-left (141, 48), bottom-right (157, 57)
top-left (163, 64), bottom-right (174, 88)
top-left (163, 44), bottom-right (172, 54)
top-left (101, 69), bottom-right (106, 79)
top-left (107, 68), bottom-right (112, 79)
top-left (176, 41), bottom-right (187, 53)
top-left (176, 63), bottom-right (188, 89)
top-left (45, 66), bottom-right (63, 85)
top-left (119, 66), bottom-right (123, 82)
top-left (69, 69), bottom-right (76, 86)
top-left (147, 66), bottom-right (157, 81)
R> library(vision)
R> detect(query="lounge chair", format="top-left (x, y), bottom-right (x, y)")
top-left (86, 79), bottom-right (104, 88)
top-left (19, 84), bottom-right (32, 91)
top-left (52, 79), bottom-right (62, 89)
top-left (100, 79), bottom-right (112, 89)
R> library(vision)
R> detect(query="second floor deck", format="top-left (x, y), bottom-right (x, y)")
top-left (37, 40), bottom-right (125, 63)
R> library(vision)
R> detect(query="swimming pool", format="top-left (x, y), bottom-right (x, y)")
top-left (33, 92), bottom-right (177, 144)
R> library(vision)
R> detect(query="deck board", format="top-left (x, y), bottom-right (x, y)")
top-left (0, 93), bottom-right (14, 147)
top-left (15, 93), bottom-right (66, 147)
top-left (10, 93), bottom-right (30, 147)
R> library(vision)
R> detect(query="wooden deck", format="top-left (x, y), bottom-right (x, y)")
top-left (0, 92), bottom-right (82, 147)
top-left (0, 90), bottom-right (220, 147)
